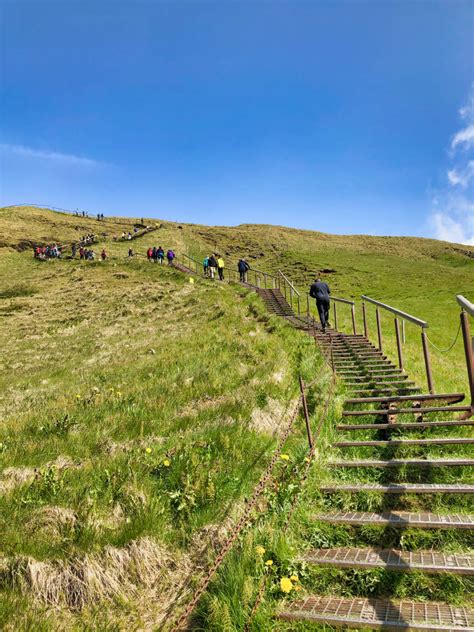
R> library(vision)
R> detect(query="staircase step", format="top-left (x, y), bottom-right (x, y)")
top-left (319, 483), bottom-right (474, 494)
top-left (334, 438), bottom-right (474, 447)
top-left (312, 511), bottom-right (474, 529)
top-left (344, 393), bottom-right (465, 405)
top-left (329, 458), bottom-right (474, 468)
top-left (279, 595), bottom-right (474, 630)
top-left (337, 420), bottom-right (474, 431)
top-left (342, 405), bottom-right (471, 416)
top-left (302, 547), bottom-right (474, 575)
top-left (346, 388), bottom-right (422, 396)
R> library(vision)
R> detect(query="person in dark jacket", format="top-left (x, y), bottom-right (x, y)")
top-left (309, 277), bottom-right (331, 331)
top-left (207, 254), bottom-right (217, 279)
top-left (238, 258), bottom-right (250, 282)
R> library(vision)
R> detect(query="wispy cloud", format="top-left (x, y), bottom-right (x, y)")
top-left (0, 143), bottom-right (108, 167)
top-left (428, 87), bottom-right (474, 246)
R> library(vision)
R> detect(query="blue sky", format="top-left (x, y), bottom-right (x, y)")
top-left (1, 1), bottom-right (473, 242)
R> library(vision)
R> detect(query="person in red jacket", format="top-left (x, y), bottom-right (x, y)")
top-left (147, 247), bottom-right (153, 261)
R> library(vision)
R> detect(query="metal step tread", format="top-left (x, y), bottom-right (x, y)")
top-left (337, 420), bottom-right (474, 431)
top-left (344, 393), bottom-right (465, 405)
top-left (329, 458), bottom-right (474, 468)
top-left (319, 483), bottom-right (474, 494)
top-left (278, 595), bottom-right (474, 630)
top-left (334, 438), bottom-right (474, 447)
top-left (302, 547), bottom-right (474, 574)
top-left (311, 511), bottom-right (474, 529)
top-left (342, 405), bottom-right (471, 416)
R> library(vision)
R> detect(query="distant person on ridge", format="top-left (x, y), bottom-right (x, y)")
top-left (217, 254), bottom-right (225, 281)
top-left (238, 258), bottom-right (250, 282)
top-left (101, 249), bottom-right (107, 260)
top-left (208, 254), bottom-right (217, 279)
top-left (309, 277), bottom-right (331, 332)
top-left (128, 247), bottom-right (134, 258)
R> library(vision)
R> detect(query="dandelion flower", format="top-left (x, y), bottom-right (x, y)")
top-left (294, 584), bottom-right (302, 591)
top-left (76, 394), bottom-right (81, 399)
top-left (265, 559), bottom-right (273, 566)
top-left (255, 546), bottom-right (265, 556)
top-left (116, 391), bottom-right (123, 397)
top-left (145, 447), bottom-right (152, 454)
top-left (163, 459), bottom-right (171, 467)
top-left (304, 456), bottom-right (311, 463)
top-left (280, 577), bottom-right (293, 593)
top-left (290, 575), bottom-right (299, 582)
top-left (280, 454), bottom-right (289, 461)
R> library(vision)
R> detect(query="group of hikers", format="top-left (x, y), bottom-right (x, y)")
top-left (34, 244), bottom-right (62, 259)
top-left (78, 233), bottom-right (96, 246)
top-left (77, 247), bottom-right (107, 260)
top-left (202, 254), bottom-right (226, 280)
top-left (146, 246), bottom-right (165, 263)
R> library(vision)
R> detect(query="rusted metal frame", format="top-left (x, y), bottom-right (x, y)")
top-left (299, 375), bottom-right (313, 449)
top-left (394, 318), bottom-right (403, 370)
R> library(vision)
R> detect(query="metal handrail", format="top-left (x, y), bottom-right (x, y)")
top-left (331, 296), bottom-right (355, 306)
top-left (361, 295), bottom-right (428, 328)
top-left (278, 270), bottom-right (300, 296)
top-left (457, 295), bottom-right (474, 317)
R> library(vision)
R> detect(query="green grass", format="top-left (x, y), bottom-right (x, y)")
top-left (0, 205), bottom-right (472, 630)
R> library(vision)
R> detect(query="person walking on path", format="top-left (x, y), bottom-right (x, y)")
top-left (101, 249), bottom-right (107, 260)
top-left (309, 277), bottom-right (331, 331)
top-left (203, 256), bottom-right (210, 277)
top-left (157, 246), bottom-right (164, 264)
top-left (128, 247), bottom-right (134, 258)
top-left (238, 258), bottom-right (250, 283)
top-left (208, 254), bottom-right (217, 279)
top-left (217, 254), bottom-right (225, 281)
top-left (147, 247), bottom-right (153, 261)
top-left (166, 249), bottom-right (175, 266)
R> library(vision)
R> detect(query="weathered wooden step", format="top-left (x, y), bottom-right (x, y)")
top-left (312, 511), bottom-right (474, 529)
top-left (302, 547), bottom-right (474, 575)
top-left (344, 393), bottom-right (465, 406)
top-left (334, 438), bottom-right (474, 447)
top-left (278, 595), bottom-right (474, 630)
top-left (342, 405), bottom-right (471, 416)
top-left (337, 419), bottom-right (474, 431)
top-left (319, 483), bottom-right (474, 494)
top-left (329, 458), bottom-right (474, 468)
top-left (345, 380), bottom-right (416, 388)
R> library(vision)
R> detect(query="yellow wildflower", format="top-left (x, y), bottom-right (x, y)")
top-left (280, 454), bottom-right (289, 461)
top-left (116, 391), bottom-right (122, 397)
top-left (255, 546), bottom-right (265, 556)
top-left (145, 447), bottom-right (152, 454)
top-left (294, 584), bottom-right (302, 591)
top-left (265, 559), bottom-right (273, 566)
top-left (75, 394), bottom-right (81, 399)
top-left (163, 459), bottom-right (171, 467)
top-left (280, 577), bottom-right (293, 593)
top-left (304, 456), bottom-right (311, 463)
top-left (290, 575), bottom-right (299, 582)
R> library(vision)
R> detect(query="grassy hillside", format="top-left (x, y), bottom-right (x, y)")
top-left (0, 205), bottom-right (472, 629)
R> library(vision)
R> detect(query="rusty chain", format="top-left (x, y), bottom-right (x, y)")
top-left (170, 395), bottom-right (303, 631)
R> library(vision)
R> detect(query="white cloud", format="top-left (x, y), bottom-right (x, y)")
top-left (451, 123), bottom-right (474, 151)
top-left (447, 161), bottom-right (474, 188)
top-left (0, 143), bottom-right (108, 167)
top-left (430, 211), bottom-right (474, 246)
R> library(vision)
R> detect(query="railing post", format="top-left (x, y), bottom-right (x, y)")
top-left (376, 308), bottom-right (383, 351)
top-left (421, 330), bottom-right (434, 394)
top-left (394, 318), bottom-right (403, 370)
top-left (460, 310), bottom-right (474, 410)
top-left (402, 319), bottom-right (406, 344)
top-left (333, 302), bottom-right (338, 331)
top-left (351, 305), bottom-right (357, 335)
top-left (306, 294), bottom-right (310, 317)
top-left (297, 296), bottom-right (300, 315)
top-left (290, 287), bottom-right (293, 310)
top-left (263, 273), bottom-right (267, 289)
top-left (362, 301), bottom-right (368, 338)
top-left (299, 375), bottom-right (313, 449)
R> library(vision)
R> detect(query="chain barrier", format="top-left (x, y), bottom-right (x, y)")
top-left (426, 322), bottom-right (462, 354)
top-left (243, 369), bottom-right (337, 631)
top-left (170, 395), bottom-right (303, 631)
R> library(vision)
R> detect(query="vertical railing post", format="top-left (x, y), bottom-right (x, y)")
top-left (299, 375), bottom-right (313, 450)
top-left (376, 308), bottom-right (383, 352)
top-left (362, 301), bottom-right (368, 339)
top-left (460, 310), bottom-right (474, 410)
top-left (402, 319), bottom-right (406, 344)
top-left (333, 302), bottom-right (338, 332)
top-left (351, 304), bottom-right (357, 335)
top-left (394, 318), bottom-right (403, 370)
top-left (421, 329), bottom-right (434, 394)
top-left (290, 287), bottom-right (293, 311)
top-left (306, 294), bottom-right (310, 317)
top-left (297, 296), bottom-right (301, 315)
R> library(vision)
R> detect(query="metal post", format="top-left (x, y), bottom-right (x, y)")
top-left (330, 335), bottom-right (335, 371)
top-left (306, 294), bottom-right (310, 317)
top-left (362, 301), bottom-right (368, 339)
top-left (264, 273), bottom-right (267, 289)
top-left (394, 318), bottom-right (403, 370)
top-left (402, 319), bottom-right (406, 344)
top-left (333, 302), bottom-right (338, 331)
top-left (299, 375), bottom-right (313, 449)
top-left (290, 287), bottom-right (293, 311)
top-left (297, 296), bottom-right (301, 315)
top-left (351, 305), bottom-right (357, 335)
top-left (460, 311), bottom-right (474, 409)
top-left (376, 308), bottom-right (383, 352)
top-left (421, 330), bottom-right (434, 394)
